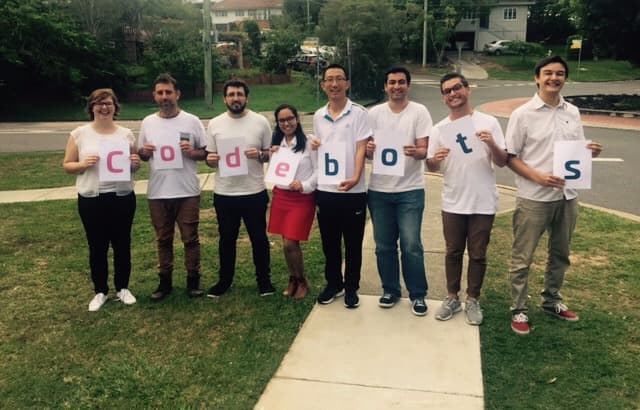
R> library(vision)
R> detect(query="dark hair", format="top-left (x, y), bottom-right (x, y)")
top-left (86, 88), bottom-right (121, 120)
top-left (223, 79), bottom-right (250, 97)
top-left (385, 67), bottom-right (411, 85)
top-left (153, 73), bottom-right (179, 91)
top-left (272, 104), bottom-right (307, 153)
top-left (322, 63), bottom-right (348, 81)
top-left (439, 72), bottom-right (469, 93)
top-left (534, 55), bottom-right (569, 78)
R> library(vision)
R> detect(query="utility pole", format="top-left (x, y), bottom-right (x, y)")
top-left (422, 0), bottom-right (428, 68)
top-left (203, 0), bottom-right (213, 106)
top-left (307, 0), bottom-right (311, 27)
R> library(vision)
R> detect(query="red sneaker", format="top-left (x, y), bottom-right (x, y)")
top-left (542, 303), bottom-right (579, 322)
top-left (511, 312), bottom-right (530, 335)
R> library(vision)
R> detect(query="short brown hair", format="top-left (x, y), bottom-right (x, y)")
top-left (86, 88), bottom-right (121, 120)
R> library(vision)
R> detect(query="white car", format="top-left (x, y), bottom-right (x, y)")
top-left (484, 40), bottom-right (513, 56)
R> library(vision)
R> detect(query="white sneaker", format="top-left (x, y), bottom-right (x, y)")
top-left (116, 288), bottom-right (137, 305)
top-left (88, 293), bottom-right (108, 311)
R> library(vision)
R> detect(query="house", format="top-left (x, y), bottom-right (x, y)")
top-left (454, 0), bottom-right (535, 51)
top-left (186, 0), bottom-right (284, 33)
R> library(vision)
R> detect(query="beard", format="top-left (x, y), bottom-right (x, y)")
top-left (226, 101), bottom-right (246, 115)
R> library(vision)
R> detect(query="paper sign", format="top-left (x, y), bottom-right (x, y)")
top-left (217, 137), bottom-right (248, 177)
top-left (372, 127), bottom-right (405, 176)
top-left (99, 140), bottom-right (131, 182)
top-left (553, 140), bottom-right (592, 189)
top-left (265, 148), bottom-right (302, 186)
top-left (154, 133), bottom-right (183, 170)
top-left (437, 115), bottom-right (483, 162)
top-left (318, 142), bottom-right (346, 185)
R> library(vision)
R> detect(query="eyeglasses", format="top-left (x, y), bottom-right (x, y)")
top-left (323, 77), bottom-right (347, 84)
top-left (441, 83), bottom-right (465, 95)
top-left (277, 116), bottom-right (296, 124)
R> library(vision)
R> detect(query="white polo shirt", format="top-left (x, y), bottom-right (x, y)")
top-left (313, 99), bottom-right (372, 193)
top-left (505, 93), bottom-right (585, 201)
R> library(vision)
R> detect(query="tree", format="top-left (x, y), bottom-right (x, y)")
top-left (261, 29), bottom-right (300, 74)
top-left (0, 0), bottom-right (126, 100)
top-left (243, 19), bottom-right (262, 62)
top-left (284, 0), bottom-right (327, 31)
top-left (573, 0), bottom-right (640, 65)
top-left (428, 0), bottom-right (459, 66)
top-left (317, 0), bottom-right (401, 98)
top-left (527, 0), bottom-right (575, 44)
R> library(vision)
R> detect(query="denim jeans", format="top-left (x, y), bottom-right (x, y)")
top-left (78, 192), bottom-right (136, 294)
top-left (148, 196), bottom-right (201, 283)
top-left (368, 189), bottom-right (427, 300)
top-left (510, 197), bottom-right (578, 313)
top-left (316, 191), bottom-right (367, 292)
top-left (214, 190), bottom-right (271, 287)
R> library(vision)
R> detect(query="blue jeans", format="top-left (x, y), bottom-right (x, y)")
top-left (368, 189), bottom-right (427, 300)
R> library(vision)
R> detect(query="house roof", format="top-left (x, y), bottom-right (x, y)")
top-left (213, 0), bottom-right (283, 10)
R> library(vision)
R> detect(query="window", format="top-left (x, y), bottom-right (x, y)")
top-left (215, 10), bottom-right (227, 17)
top-left (248, 9), bottom-right (257, 17)
top-left (235, 10), bottom-right (245, 17)
top-left (503, 7), bottom-right (516, 20)
top-left (462, 10), bottom-right (475, 20)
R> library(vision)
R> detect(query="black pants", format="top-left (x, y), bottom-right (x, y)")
top-left (78, 192), bottom-right (136, 294)
top-left (213, 190), bottom-right (271, 287)
top-left (316, 191), bottom-right (367, 292)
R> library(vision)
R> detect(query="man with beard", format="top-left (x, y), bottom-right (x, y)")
top-left (138, 73), bottom-right (208, 300)
top-left (205, 79), bottom-right (274, 297)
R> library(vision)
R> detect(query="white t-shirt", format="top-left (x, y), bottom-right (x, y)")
top-left (206, 110), bottom-right (272, 196)
top-left (505, 93), bottom-right (584, 201)
top-left (427, 111), bottom-right (506, 214)
top-left (313, 99), bottom-right (372, 194)
top-left (71, 124), bottom-right (135, 198)
top-left (368, 101), bottom-right (432, 192)
top-left (274, 136), bottom-right (318, 194)
top-left (138, 110), bottom-right (206, 199)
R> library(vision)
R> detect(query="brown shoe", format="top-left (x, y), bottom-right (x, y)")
top-left (293, 277), bottom-right (309, 300)
top-left (283, 276), bottom-right (297, 297)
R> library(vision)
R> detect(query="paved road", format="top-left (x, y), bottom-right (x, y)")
top-left (0, 79), bottom-right (638, 215)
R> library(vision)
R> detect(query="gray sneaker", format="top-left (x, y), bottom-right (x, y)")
top-left (464, 299), bottom-right (483, 325)
top-left (435, 296), bottom-right (462, 321)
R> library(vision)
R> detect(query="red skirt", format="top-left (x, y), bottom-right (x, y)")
top-left (268, 187), bottom-right (316, 241)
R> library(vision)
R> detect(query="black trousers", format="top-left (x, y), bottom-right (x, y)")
top-left (213, 190), bottom-right (271, 287)
top-left (78, 192), bottom-right (136, 294)
top-left (316, 191), bottom-right (367, 292)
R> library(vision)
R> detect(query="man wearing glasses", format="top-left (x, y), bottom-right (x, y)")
top-left (426, 72), bottom-right (508, 325)
top-left (205, 79), bottom-right (274, 297)
top-left (366, 67), bottom-right (431, 316)
top-left (312, 64), bottom-right (372, 308)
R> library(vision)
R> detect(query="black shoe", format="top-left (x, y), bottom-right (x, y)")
top-left (378, 293), bottom-right (399, 308)
top-left (317, 286), bottom-right (345, 305)
top-left (187, 276), bottom-right (204, 298)
top-left (151, 286), bottom-right (172, 301)
top-left (187, 288), bottom-right (204, 298)
top-left (207, 282), bottom-right (231, 298)
top-left (258, 282), bottom-right (276, 296)
top-left (344, 290), bottom-right (360, 309)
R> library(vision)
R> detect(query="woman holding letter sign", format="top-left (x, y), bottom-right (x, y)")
top-left (63, 88), bottom-right (140, 312)
top-left (268, 104), bottom-right (317, 299)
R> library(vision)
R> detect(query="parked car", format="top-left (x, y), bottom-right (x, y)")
top-left (483, 40), bottom-right (514, 56)
top-left (287, 54), bottom-right (329, 71)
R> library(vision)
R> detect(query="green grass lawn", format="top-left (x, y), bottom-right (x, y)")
top-left (483, 55), bottom-right (640, 82)
top-left (1, 74), bottom-right (325, 122)
top-left (0, 195), bottom-right (638, 408)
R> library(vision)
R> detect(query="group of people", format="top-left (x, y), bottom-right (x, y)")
top-left (64, 55), bottom-right (602, 335)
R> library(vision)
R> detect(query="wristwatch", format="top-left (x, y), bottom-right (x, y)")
top-left (258, 151), bottom-right (265, 162)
